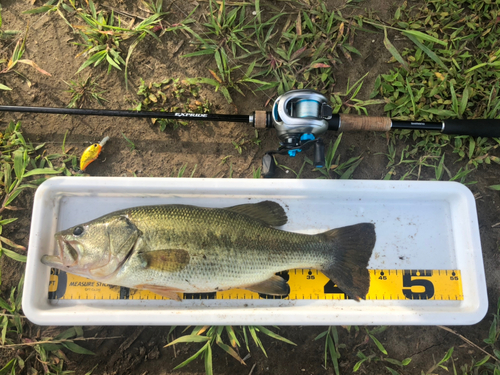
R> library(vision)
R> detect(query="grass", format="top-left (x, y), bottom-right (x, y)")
top-left (176, 0), bottom-right (372, 100)
top-left (367, 0), bottom-right (500, 183)
top-left (134, 77), bottom-right (210, 130)
top-left (0, 276), bottom-right (112, 374)
top-left (121, 133), bottom-right (136, 151)
top-left (25, 0), bottom-right (167, 89)
top-left (0, 4), bottom-right (19, 42)
top-left (0, 31), bottom-right (51, 90)
top-left (0, 122), bottom-right (75, 265)
top-left (73, 0), bottom-right (165, 88)
top-left (0, 122), bottom-right (96, 374)
top-left (65, 75), bottom-right (107, 108)
top-left (166, 325), bottom-right (295, 374)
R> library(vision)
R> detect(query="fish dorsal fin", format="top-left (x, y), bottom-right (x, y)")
top-left (226, 201), bottom-right (287, 227)
top-left (245, 275), bottom-right (290, 295)
top-left (138, 249), bottom-right (190, 272)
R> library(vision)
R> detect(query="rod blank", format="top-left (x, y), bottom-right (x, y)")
top-left (0, 105), bottom-right (251, 123)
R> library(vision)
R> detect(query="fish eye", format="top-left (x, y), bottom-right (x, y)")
top-left (73, 226), bottom-right (84, 236)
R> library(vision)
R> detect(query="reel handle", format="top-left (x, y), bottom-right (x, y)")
top-left (314, 139), bottom-right (325, 168)
top-left (261, 153), bottom-right (276, 178)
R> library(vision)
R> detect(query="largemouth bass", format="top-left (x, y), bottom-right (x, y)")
top-left (41, 201), bottom-right (376, 301)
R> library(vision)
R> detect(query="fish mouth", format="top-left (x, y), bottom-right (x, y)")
top-left (41, 237), bottom-right (79, 268)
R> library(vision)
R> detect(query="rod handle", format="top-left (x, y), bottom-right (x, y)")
top-left (443, 119), bottom-right (500, 137)
top-left (339, 114), bottom-right (392, 132)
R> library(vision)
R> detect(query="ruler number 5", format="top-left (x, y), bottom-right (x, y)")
top-left (402, 272), bottom-right (435, 300)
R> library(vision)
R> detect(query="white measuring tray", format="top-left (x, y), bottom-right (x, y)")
top-left (23, 177), bottom-right (487, 326)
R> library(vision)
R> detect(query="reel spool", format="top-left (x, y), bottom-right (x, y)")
top-left (262, 90), bottom-right (333, 178)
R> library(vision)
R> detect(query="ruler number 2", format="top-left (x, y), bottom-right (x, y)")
top-left (402, 271), bottom-right (435, 300)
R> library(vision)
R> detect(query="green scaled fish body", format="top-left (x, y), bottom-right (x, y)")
top-left (41, 201), bottom-right (376, 301)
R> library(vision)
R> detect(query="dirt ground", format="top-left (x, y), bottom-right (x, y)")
top-left (1, 0), bottom-right (500, 374)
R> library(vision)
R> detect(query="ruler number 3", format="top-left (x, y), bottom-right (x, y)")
top-left (402, 272), bottom-right (435, 300)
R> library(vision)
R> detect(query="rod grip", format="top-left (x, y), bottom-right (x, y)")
top-left (443, 119), bottom-right (500, 137)
top-left (340, 115), bottom-right (392, 132)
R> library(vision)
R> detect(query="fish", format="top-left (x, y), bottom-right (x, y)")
top-left (41, 201), bottom-right (376, 301)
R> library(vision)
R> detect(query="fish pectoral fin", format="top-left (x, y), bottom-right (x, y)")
top-left (245, 275), bottom-right (290, 295)
top-left (226, 201), bottom-right (287, 227)
top-left (135, 284), bottom-right (183, 301)
top-left (138, 249), bottom-right (190, 272)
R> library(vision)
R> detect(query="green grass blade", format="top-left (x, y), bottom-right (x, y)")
top-left (22, 5), bottom-right (54, 14)
top-left (215, 49), bottom-right (224, 79)
top-left (460, 87), bottom-right (469, 117)
top-left (216, 341), bottom-right (245, 365)
top-left (0, 358), bottom-right (16, 375)
top-left (13, 149), bottom-right (25, 180)
top-left (406, 77), bottom-right (416, 114)
top-left (339, 157), bottom-right (363, 179)
top-left (385, 366), bottom-right (400, 375)
top-left (314, 330), bottom-right (328, 341)
top-left (2, 248), bottom-right (27, 262)
top-left (368, 333), bottom-right (388, 355)
top-left (182, 49), bottom-right (217, 58)
top-left (105, 54), bottom-right (122, 70)
top-left (248, 326), bottom-right (267, 357)
top-left (437, 347), bottom-right (454, 366)
top-left (450, 82), bottom-right (458, 116)
top-left (5, 189), bottom-right (24, 207)
top-left (173, 341), bottom-right (209, 370)
top-left (204, 342), bottom-right (213, 375)
top-left (403, 33), bottom-right (447, 70)
top-left (77, 51), bottom-right (106, 73)
top-left (383, 28), bottom-right (409, 71)
top-left (23, 167), bottom-right (65, 177)
top-left (166, 335), bottom-right (211, 346)
top-left (124, 35), bottom-right (145, 91)
top-left (254, 326), bottom-right (296, 346)
top-left (401, 30), bottom-right (447, 46)
top-left (327, 334), bottom-right (340, 375)
top-left (421, 108), bottom-right (457, 117)
top-left (435, 154), bottom-right (445, 180)
top-left (62, 341), bottom-right (95, 355)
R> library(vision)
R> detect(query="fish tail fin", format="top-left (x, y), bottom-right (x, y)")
top-left (320, 223), bottom-right (376, 301)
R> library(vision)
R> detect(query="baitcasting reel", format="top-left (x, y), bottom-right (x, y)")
top-left (261, 90), bottom-right (333, 178)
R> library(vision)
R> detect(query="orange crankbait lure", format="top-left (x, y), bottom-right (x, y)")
top-left (79, 136), bottom-right (109, 171)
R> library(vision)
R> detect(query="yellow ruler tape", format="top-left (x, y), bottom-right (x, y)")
top-left (48, 269), bottom-right (463, 301)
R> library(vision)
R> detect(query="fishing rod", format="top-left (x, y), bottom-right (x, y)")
top-left (1, 89), bottom-right (500, 177)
